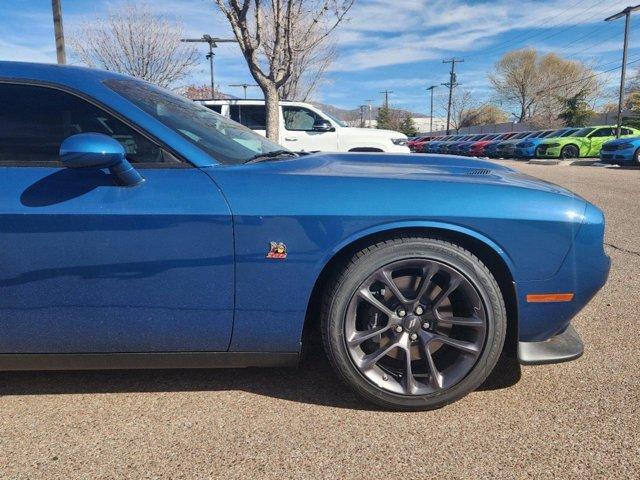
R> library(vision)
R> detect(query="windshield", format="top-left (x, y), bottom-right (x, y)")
top-left (573, 127), bottom-right (595, 137)
top-left (560, 128), bottom-right (579, 137)
top-left (322, 110), bottom-right (348, 127)
top-left (104, 78), bottom-right (286, 165)
top-left (513, 131), bottom-right (531, 139)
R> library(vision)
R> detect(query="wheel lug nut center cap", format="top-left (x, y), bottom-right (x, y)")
top-left (402, 315), bottom-right (420, 332)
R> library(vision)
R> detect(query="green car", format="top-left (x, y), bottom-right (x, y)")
top-left (536, 125), bottom-right (640, 159)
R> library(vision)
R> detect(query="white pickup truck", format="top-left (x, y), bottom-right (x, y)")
top-left (198, 99), bottom-right (410, 153)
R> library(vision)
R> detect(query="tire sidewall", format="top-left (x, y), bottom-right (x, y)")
top-left (561, 145), bottom-right (578, 159)
top-left (323, 238), bottom-right (506, 410)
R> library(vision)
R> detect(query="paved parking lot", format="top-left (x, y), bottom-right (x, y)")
top-left (1, 161), bottom-right (639, 479)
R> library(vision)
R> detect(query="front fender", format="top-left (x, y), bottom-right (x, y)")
top-left (316, 220), bottom-right (516, 277)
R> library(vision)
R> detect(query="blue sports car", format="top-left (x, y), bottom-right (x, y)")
top-left (599, 136), bottom-right (640, 165)
top-left (513, 128), bottom-right (579, 159)
top-left (0, 62), bottom-right (610, 411)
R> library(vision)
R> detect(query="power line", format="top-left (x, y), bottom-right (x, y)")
top-left (465, 0), bottom-right (628, 61)
top-left (464, 0), bottom-right (595, 60)
top-left (605, 4), bottom-right (640, 137)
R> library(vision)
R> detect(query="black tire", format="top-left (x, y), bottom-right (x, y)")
top-left (560, 145), bottom-right (579, 159)
top-left (321, 236), bottom-right (506, 411)
top-left (633, 148), bottom-right (640, 166)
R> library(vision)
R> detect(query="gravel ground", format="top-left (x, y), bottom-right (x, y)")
top-left (1, 161), bottom-right (639, 479)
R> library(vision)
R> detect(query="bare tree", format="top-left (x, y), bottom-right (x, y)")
top-left (460, 104), bottom-right (508, 128)
top-left (279, 40), bottom-right (337, 101)
top-left (214, 0), bottom-right (354, 140)
top-left (70, 1), bottom-right (198, 88)
top-left (489, 48), bottom-right (601, 127)
top-left (441, 89), bottom-right (476, 133)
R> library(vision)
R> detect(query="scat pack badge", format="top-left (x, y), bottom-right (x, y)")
top-left (266, 241), bottom-right (287, 259)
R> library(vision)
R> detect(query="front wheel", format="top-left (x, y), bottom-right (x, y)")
top-left (633, 148), bottom-right (640, 166)
top-left (560, 145), bottom-right (579, 159)
top-left (321, 236), bottom-right (506, 411)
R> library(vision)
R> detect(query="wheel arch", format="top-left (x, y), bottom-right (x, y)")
top-left (302, 223), bottom-right (519, 358)
top-left (561, 143), bottom-right (581, 156)
top-left (348, 147), bottom-right (385, 152)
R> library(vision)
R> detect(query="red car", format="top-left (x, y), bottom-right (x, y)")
top-left (410, 135), bottom-right (443, 153)
top-left (408, 136), bottom-right (433, 152)
top-left (468, 132), bottom-right (517, 157)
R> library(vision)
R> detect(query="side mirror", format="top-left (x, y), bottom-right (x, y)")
top-left (60, 133), bottom-right (144, 187)
top-left (313, 121), bottom-right (335, 132)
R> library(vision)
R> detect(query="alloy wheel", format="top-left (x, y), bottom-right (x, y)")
top-left (344, 258), bottom-right (487, 396)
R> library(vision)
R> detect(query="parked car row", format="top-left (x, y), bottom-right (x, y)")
top-left (414, 125), bottom-right (640, 164)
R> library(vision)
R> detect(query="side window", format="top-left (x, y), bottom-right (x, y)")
top-left (206, 105), bottom-right (222, 114)
top-left (622, 128), bottom-right (633, 135)
top-left (228, 105), bottom-right (266, 130)
top-left (591, 128), bottom-right (614, 137)
top-left (0, 83), bottom-right (169, 164)
top-left (283, 106), bottom-right (326, 131)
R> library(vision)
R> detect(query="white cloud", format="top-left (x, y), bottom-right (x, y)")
top-left (330, 0), bottom-right (632, 72)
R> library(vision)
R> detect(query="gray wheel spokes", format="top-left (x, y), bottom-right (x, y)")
top-left (402, 344), bottom-right (419, 394)
top-left (413, 262), bottom-right (440, 305)
top-left (430, 333), bottom-right (481, 356)
top-left (347, 325), bottom-right (392, 347)
top-left (421, 338), bottom-right (444, 390)
top-left (358, 341), bottom-right (401, 370)
top-left (357, 287), bottom-right (396, 319)
top-left (375, 268), bottom-right (409, 305)
top-left (431, 275), bottom-right (462, 309)
top-left (345, 258), bottom-right (487, 396)
top-left (434, 315), bottom-right (485, 329)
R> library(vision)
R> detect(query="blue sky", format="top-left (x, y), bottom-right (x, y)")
top-left (1, 0), bottom-right (639, 117)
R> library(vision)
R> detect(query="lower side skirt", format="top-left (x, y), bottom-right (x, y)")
top-left (0, 352), bottom-right (300, 371)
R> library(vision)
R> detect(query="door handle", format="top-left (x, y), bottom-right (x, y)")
top-left (285, 137), bottom-right (298, 141)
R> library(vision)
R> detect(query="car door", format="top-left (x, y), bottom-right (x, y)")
top-left (229, 104), bottom-right (268, 138)
top-left (281, 105), bottom-right (339, 152)
top-left (0, 82), bottom-right (234, 353)
top-left (587, 127), bottom-right (615, 156)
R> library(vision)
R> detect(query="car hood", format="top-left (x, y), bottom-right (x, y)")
top-left (602, 137), bottom-right (636, 145)
top-left (226, 152), bottom-right (578, 198)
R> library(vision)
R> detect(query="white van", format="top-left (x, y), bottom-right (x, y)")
top-left (198, 99), bottom-right (410, 153)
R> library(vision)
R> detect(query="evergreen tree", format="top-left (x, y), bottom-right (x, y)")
top-left (557, 89), bottom-right (595, 127)
top-left (399, 112), bottom-right (418, 136)
top-left (376, 104), bottom-right (393, 130)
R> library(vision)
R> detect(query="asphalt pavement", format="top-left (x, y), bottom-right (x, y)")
top-left (1, 161), bottom-right (638, 479)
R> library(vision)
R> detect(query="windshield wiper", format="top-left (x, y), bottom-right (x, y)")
top-left (244, 150), bottom-right (298, 164)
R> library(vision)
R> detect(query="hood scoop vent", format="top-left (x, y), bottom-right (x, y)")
top-left (466, 168), bottom-right (491, 175)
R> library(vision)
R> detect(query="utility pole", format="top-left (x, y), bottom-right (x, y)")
top-left (605, 5), bottom-right (640, 138)
top-left (365, 99), bottom-right (373, 127)
top-left (229, 83), bottom-right (259, 99)
top-left (181, 35), bottom-right (238, 100)
top-left (442, 58), bottom-right (464, 135)
top-left (380, 90), bottom-right (393, 108)
top-left (359, 105), bottom-right (366, 128)
top-left (427, 85), bottom-right (437, 133)
top-left (51, 0), bottom-right (66, 64)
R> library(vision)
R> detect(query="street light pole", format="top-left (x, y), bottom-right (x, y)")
top-left (427, 85), bottom-right (437, 133)
top-left (229, 83), bottom-right (259, 99)
top-left (181, 35), bottom-right (238, 100)
top-left (605, 4), bottom-right (640, 138)
top-left (365, 99), bottom-right (373, 127)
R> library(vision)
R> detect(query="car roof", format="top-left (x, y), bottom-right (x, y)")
top-left (0, 61), bottom-right (129, 86)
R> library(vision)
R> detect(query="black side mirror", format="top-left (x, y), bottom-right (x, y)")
top-left (313, 121), bottom-right (335, 132)
top-left (60, 133), bottom-right (144, 187)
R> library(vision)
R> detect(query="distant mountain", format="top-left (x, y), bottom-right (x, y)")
top-left (310, 102), bottom-right (426, 121)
